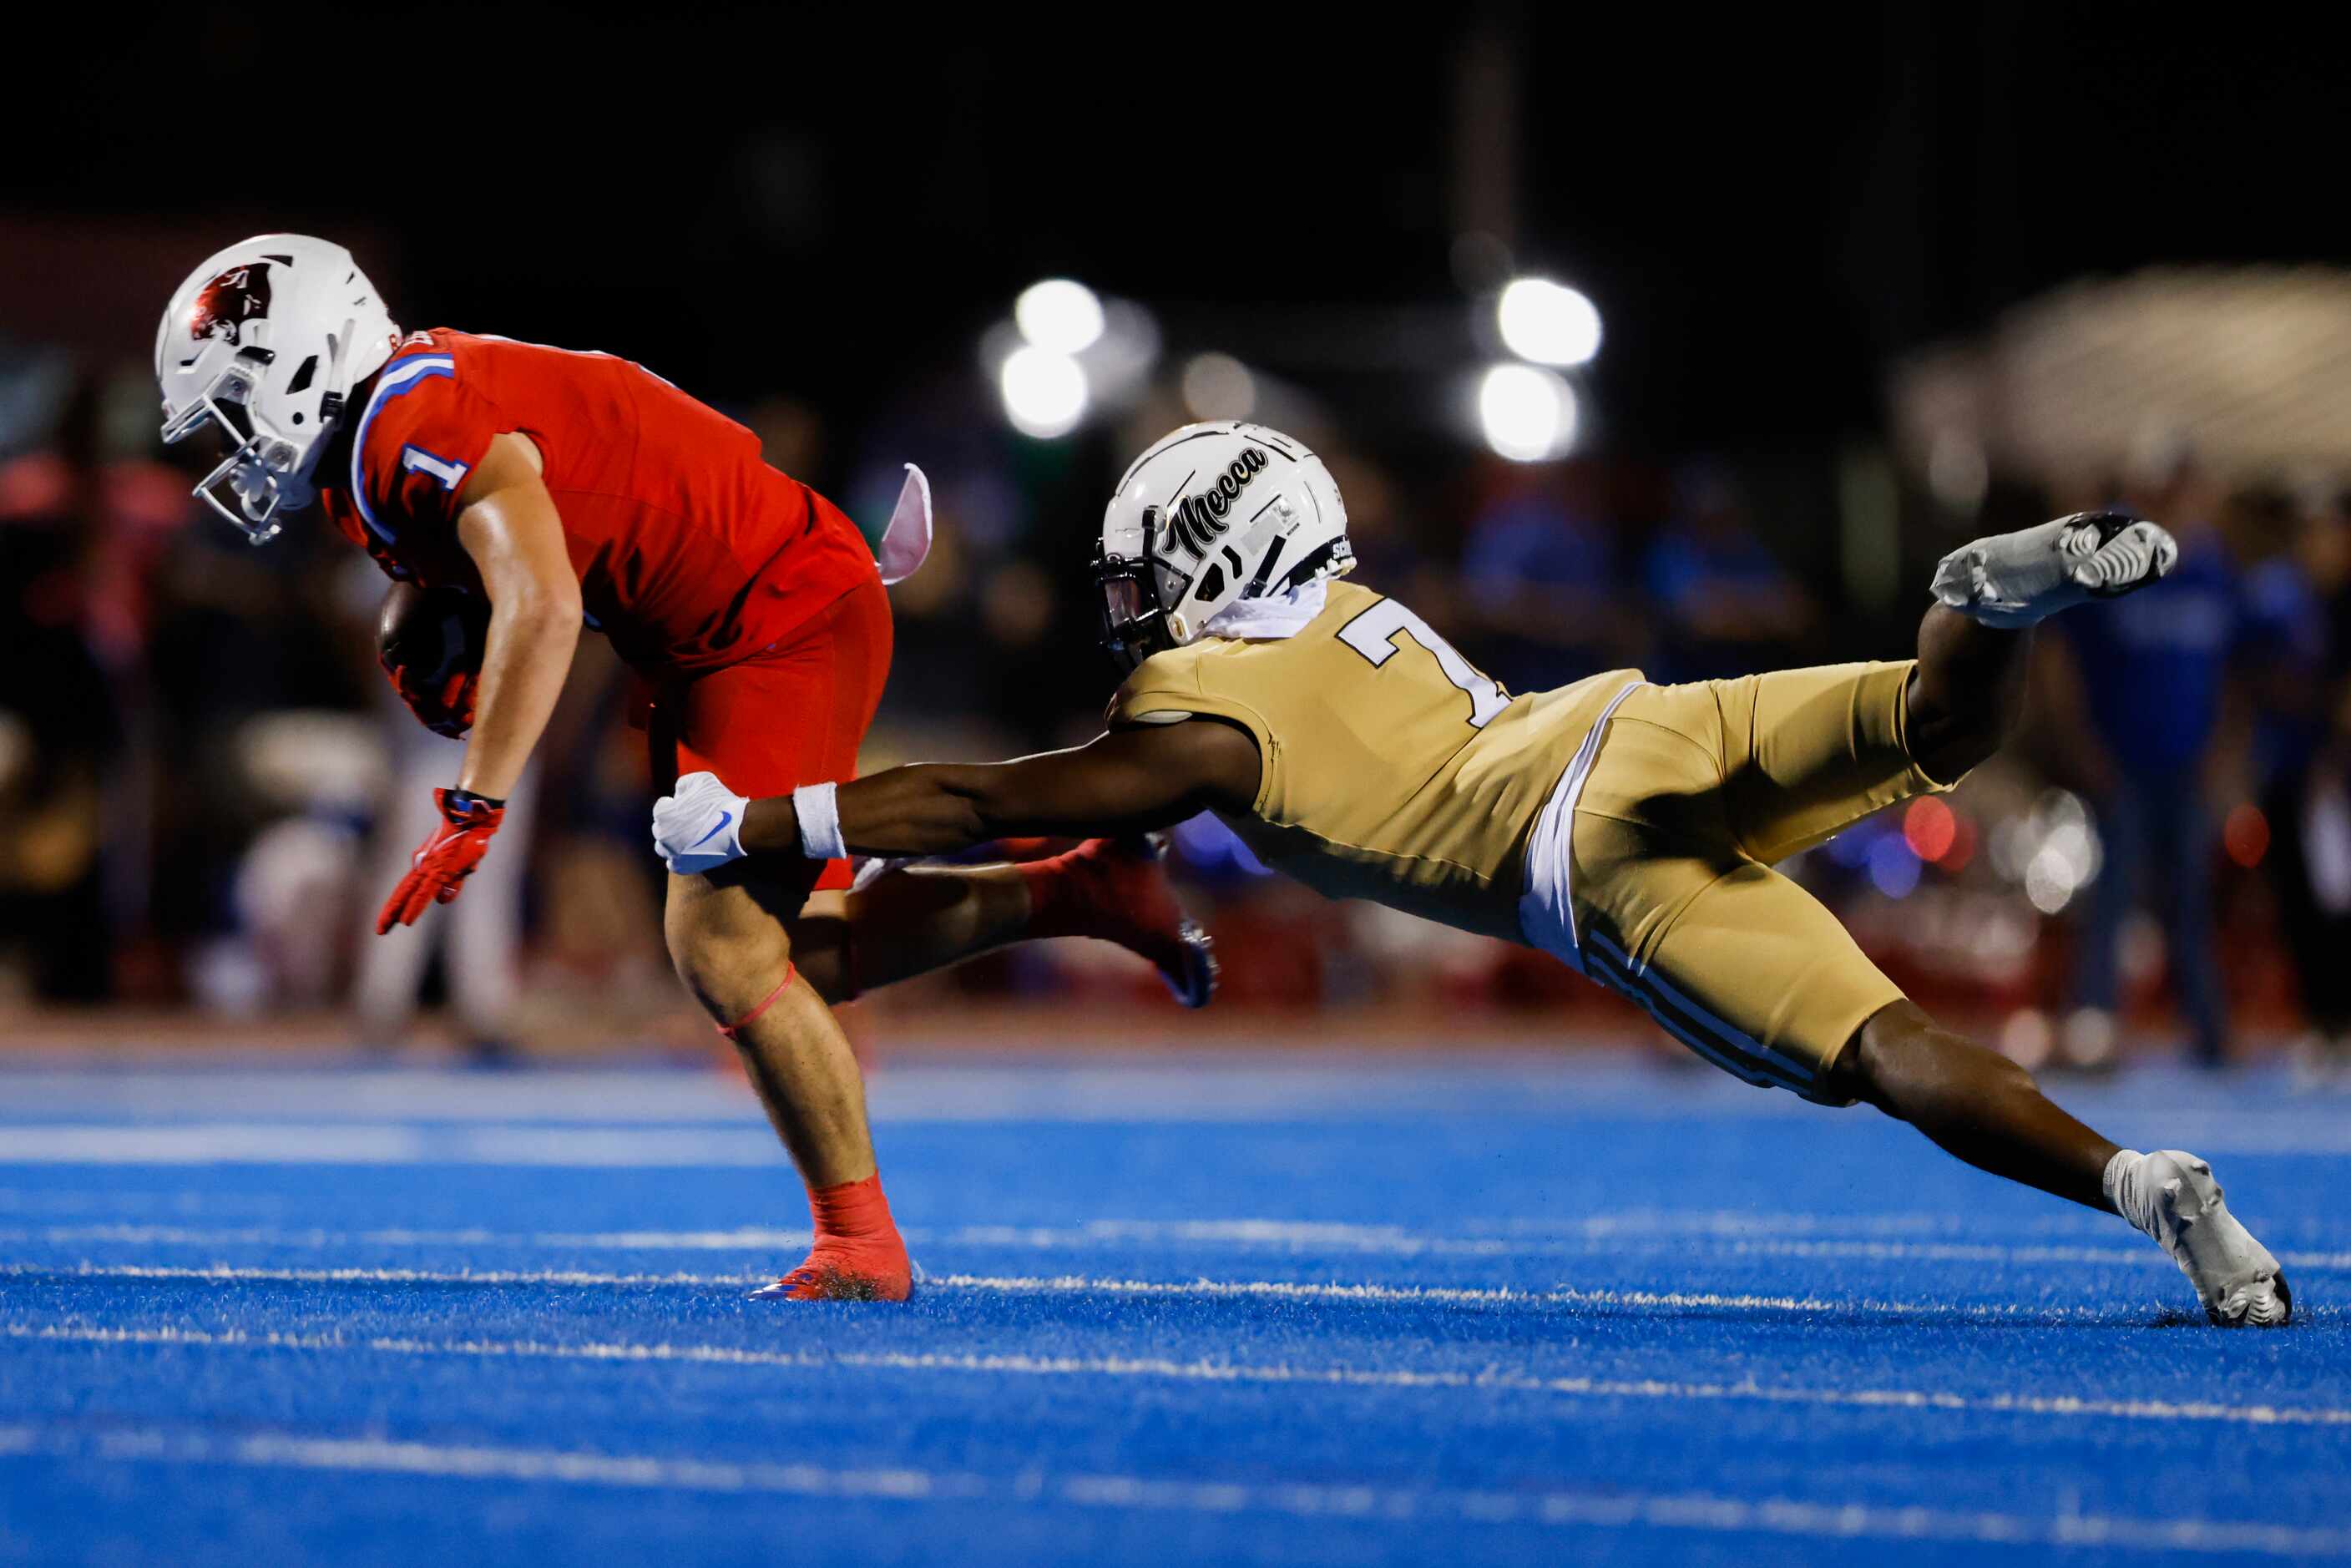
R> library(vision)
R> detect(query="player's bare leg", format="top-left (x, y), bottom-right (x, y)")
top-left (1904, 601), bottom-right (2035, 783)
top-left (665, 871), bottom-right (877, 1183)
top-left (787, 867), bottom-right (1029, 1001)
top-left (787, 843), bottom-right (1217, 1008)
top-left (1829, 1000), bottom-right (2288, 1325)
top-left (1829, 1001), bottom-right (2115, 1207)
top-left (1823, 512), bottom-right (2288, 1323)
top-left (665, 867), bottom-right (911, 1302)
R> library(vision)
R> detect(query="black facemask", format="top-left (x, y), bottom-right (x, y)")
top-left (1092, 539), bottom-right (1178, 674)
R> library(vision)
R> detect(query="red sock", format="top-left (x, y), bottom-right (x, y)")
top-left (1018, 848), bottom-right (1089, 939)
top-left (1007, 839), bottom-right (1212, 1009)
top-left (808, 1171), bottom-right (899, 1249)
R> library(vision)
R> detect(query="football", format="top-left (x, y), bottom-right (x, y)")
top-left (377, 579), bottom-right (489, 690)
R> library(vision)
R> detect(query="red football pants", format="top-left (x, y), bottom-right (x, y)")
top-left (650, 574), bottom-right (893, 893)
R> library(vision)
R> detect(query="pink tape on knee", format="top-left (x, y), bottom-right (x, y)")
top-left (714, 963), bottom-right (797, 1039)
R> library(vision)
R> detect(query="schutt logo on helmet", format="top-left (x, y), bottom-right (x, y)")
top-left (188, 263), bottom-right (273, 346)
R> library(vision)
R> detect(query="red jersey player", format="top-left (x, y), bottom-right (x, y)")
top-left (154, 234), bottom-right (1213, 1300)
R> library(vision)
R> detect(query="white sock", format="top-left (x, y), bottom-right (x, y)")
top-left (2102, 1148), bottom-right (2150, 1230)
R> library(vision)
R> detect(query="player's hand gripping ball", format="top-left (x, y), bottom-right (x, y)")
top-left (377, 581), bottom-right (488, 738)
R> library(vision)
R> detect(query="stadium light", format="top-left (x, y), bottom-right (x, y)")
top-left (1181, 352), bottom-right (1256, 420)
top-left (1496, 277), bottom-right (1602, 367)
top-left (1081, 299), bottom-right (1163, 405)
top-left (1476, 363), bottom-right (1577, 462)
top-left (1995, 790), bottom-right (2101, 915)
top-left (1014, 278), bottom-right (1106, 356)
top-left (999, 346), bottom-right (1089, 439)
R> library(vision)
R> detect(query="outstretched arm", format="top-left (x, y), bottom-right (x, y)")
top-left (651, 719), bottom-right (1262, 877)
top-left (749, 720), bottom-right (1261, 859)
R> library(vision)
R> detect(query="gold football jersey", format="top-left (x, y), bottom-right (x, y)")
top-left (1108, 580), bottom-right (1640, 941)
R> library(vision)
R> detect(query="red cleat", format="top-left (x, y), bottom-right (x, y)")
top-left (747, 1240), bottom-right (913, 1302)
top-left (1022, 836), bottom-right (1218, 1008)
top-left (746, 1173), bottom-right (913, 1302)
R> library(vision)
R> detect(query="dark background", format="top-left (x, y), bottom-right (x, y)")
top-left (5, 8), bottom-right (2348, 1062)
top-left (16, 9), bottom-right (2345, 446)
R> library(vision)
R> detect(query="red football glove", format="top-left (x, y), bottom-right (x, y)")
top-left (381, 657), bottom-right (478, 740)
top-left (377, 789), bottom-right (505, 933)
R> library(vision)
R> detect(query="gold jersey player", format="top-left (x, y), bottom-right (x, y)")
top-left (655, 421), bottom-right (2290, 1326)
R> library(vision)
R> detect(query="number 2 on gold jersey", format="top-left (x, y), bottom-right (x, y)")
top-left (1337, 599), bottom-right (1510, 729)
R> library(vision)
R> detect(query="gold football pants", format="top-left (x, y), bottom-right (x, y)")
top-left (1569, 660), bottom-right (1954, 1103)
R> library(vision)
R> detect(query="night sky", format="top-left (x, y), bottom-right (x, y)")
top-left (14, 8), bottom-right (2348, 459)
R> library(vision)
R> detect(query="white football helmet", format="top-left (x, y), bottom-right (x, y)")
top-left (154, 234), bottom-right (400, 543)
top-left (1095, 421), bottom-right (1352, 670)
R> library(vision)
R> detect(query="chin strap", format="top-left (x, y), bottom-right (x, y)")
top-left (320, 316), bottom-right (357, 428)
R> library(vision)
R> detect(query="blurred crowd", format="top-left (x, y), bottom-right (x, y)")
top-left (4, 348), bottom-right (2349, 1075)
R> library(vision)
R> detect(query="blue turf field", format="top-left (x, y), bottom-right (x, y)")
top-left (0, 1050), bottom-right (2345, 1565)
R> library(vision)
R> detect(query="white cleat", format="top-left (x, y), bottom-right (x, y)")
top-left (1931, 510), bottom-right (2179, 628)
top-left (2111, 1150), bottom-right (2293, 1328)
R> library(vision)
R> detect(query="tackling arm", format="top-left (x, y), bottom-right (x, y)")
top-left (739, 720), bottom-right (1262, 861)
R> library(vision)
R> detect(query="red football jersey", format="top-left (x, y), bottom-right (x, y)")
top-left (318, 329), bottom-right (878, 675)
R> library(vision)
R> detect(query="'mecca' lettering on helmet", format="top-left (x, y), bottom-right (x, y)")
top-left (1163, 447), bottom-right (1270, 557)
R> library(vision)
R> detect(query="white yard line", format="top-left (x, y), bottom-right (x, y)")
top-left (8, 1314), bottom-right (2345, 1430)
top-left (0, 1060), bottom-right (1765, 1125)
top-left (3, 1262), bottom-right (750, 1288)
top-left (6, 1259), bottom-right (2265, 1328)
top-left (4, 1112), bottom-right (2350, 1164)
top-left (7, 1217), bottom-right (2346, 1271)
top-left (0, 1127), bottom-right (435, 1165)
top-left (0, 1125), bottom-right (782, 1167)
top-left (0, 1417), bottom-right (2341, 1555)
top-left (0, 1223), bottom-right (818, 1252)
top-left (0, 1191), bottom-right (2252, 1241)
top-left (934, 1272), bottom-right (2115, 1318)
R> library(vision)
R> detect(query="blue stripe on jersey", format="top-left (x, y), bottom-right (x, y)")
top-left (351, 354), bottom-right (458, 544)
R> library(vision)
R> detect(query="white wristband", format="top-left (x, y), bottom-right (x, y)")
top-left (793, 781), bottom-right (847, 861)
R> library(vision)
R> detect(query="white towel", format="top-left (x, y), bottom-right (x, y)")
top-left (1202, 579), bottom-right (1327, 641)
